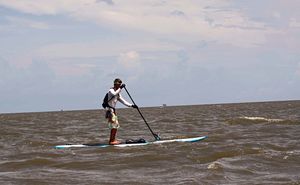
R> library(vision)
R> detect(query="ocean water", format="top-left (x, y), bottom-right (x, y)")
top-left (0, 100), bottom-right (300, 185)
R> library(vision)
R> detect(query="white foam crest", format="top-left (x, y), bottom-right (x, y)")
top-left (240, 116), bottom-right (283, 122)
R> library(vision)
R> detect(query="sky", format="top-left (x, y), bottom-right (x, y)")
top-left (0, 0), bottom-right (300, 113)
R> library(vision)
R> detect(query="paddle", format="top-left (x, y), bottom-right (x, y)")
top-left (123, 86), bottom-right (161, 141)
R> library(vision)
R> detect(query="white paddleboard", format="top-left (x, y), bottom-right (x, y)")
top-left (55, 136), bottom-right (207, 149)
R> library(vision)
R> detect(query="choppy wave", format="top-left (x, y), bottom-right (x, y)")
top-left (227, 116), bottom-right (300, 125)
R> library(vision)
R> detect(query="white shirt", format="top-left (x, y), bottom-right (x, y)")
top-left (107, 87), bottom-right (132, 109)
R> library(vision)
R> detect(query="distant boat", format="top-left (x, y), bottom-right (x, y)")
top-left (160, 104), bottom-right (167, 108)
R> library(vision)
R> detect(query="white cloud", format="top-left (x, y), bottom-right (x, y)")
top-left (5, 16), bottom-right (49, 29)
top-left (118, 51), bottom-right (140, 69)
top-left (289, 18), bottom-right (300, 28)
top-left (33, 37), bottom-right (180, 59)
top-left (271, 11), bottom-right (281, 19)
top-left (0, 0), bottom-right (79, 15)
top-left (0, 0), bottom-right (274, 47)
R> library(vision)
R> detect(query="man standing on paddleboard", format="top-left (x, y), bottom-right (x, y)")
top-left (102, 78), bottom-right (138, 145)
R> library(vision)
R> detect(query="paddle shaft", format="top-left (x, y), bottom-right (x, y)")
top-left (123, 86), bottom-right (160, 140)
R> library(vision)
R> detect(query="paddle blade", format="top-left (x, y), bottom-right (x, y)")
top-left (154, 133), bottom-right (161, 141)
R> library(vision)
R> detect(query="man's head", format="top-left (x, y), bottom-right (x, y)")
top-left (114, 78), bottom-right (122, 86)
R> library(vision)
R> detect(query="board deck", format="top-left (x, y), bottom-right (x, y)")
top-left (55, 136), bottom-right (207, 149)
